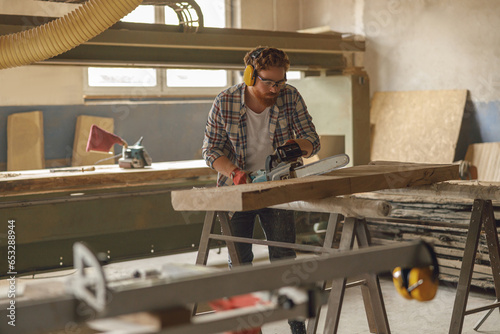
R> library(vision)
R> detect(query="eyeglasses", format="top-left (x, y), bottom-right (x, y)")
top-left (257, 75), bottom-right (287, 89)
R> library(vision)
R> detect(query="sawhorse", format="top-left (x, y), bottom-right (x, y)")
top-left (195, 210), bottom-right (391, 334)
top-left (449, 199), bottom-right (500, 333)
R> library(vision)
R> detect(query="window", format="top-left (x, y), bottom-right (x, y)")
top-left (85, 1), bottom-right (228, 97)
top-left (122, 5), bottom-right (155, 24)
top-left (166, 69), bottom-right (227, 88)
top-left (88, 67), bottom-right (156, 87)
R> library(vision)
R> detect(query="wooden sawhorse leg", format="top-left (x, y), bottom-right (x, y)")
top-left (320, 216), bottom-right (390, 334)
top-left (449, 199), bottom-right (500, 333)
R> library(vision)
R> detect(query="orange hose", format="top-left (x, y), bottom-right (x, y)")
top-left (0, 0), bottom-right (143, 69)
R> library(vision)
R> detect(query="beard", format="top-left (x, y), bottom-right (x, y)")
top-left (254, 89), bottom-right (279, 107)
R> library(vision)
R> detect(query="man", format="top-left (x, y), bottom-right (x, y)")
top-left (202, 46), bottom-right (320, 334)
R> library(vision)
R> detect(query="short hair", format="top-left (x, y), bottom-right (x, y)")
top-left (244, 46), bottom-right (290, 72)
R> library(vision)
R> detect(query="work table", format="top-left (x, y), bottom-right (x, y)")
top-left (0, 159), bottom-right (216, 197)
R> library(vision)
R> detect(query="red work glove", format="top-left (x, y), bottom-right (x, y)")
top-left (230, 168), bottom-right (249, 185)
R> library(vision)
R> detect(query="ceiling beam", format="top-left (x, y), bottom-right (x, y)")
top-left (0, 15), bottom-right (364, 71)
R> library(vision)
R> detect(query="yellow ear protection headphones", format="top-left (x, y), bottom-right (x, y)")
top-left (243, 47), bottom-right (265, 86)
top-left (392, 242), bottom-right (440, 302)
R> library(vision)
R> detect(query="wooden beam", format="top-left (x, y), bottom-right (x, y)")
top-left (171, 163), bottom-right (459, 212)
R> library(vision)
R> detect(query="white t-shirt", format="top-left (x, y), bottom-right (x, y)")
top-left (245, 106), bottom-right (274, 172)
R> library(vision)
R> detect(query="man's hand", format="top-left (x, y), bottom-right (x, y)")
top-left (230, 168), bottom-right (250, 185)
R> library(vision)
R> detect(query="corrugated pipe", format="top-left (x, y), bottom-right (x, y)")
top-left (0, 0), bottom-right (143, 70)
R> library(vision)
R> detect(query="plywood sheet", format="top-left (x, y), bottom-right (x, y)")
top-left (171, 163), bottom-right (459, 212)
top-left (370, 90), bottom-right (467, 164)
top-left (464, 142), bottom-right (500, 181)
top-left (72, 115), bottom-right (114, 167)
top-left (7, 111), bottom-right (45, 171)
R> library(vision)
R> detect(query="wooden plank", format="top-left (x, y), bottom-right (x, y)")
top-left (0, 160), bottom-right (216, 197)
top-left (171, 163), bottom-right (459, 212)
top-left (465, 142), bottom-right (500, 181)
top-left (271, 196), bottom-right (391, 218)
top-left (7, 111), bottom-right (45, 171)
top-left (375, 180), bottom-right (500, 201)
top-left (72, 115), bottom-right (114, 167)
top-left (370, 90), bottom-right (467, 163)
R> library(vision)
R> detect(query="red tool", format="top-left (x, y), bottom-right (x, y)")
top-left (86, 125), bottom-right (152, 168)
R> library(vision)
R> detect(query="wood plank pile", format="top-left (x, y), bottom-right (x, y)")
top-left (352, 184), bottom-right (500, 289)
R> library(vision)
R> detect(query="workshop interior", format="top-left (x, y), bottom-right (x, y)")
top-left (1, 0), bottom-right (500, 333)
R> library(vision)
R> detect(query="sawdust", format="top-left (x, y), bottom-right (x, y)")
top-left (0, 172), bottom-right (21, 178)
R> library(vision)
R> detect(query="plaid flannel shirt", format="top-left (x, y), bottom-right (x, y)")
top-left (202, 82), bottom-right (320, 187)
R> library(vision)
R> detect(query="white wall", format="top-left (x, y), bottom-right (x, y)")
top-left (236, 0), bottom-right (302, 31)
top-left (0, 0), bottom-right (75, 16)
top-left (0, 0), bottom-right (83, 106)
top-left (299, 0), bottom-right (364, 35)
top-left (363, 0), bottom-right (500, 103)
top-left (295, 0), bottom-right (500, 104)
top-left (0, 66), bottom-right (84, 106)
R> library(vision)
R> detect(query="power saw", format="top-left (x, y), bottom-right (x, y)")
top-left (249, 141), bottom-right (349, 183)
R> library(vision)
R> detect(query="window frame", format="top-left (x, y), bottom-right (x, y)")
top-left (83, 2), bottom-right (232, 99)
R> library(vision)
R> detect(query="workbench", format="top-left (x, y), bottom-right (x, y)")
top-left (0, 160), bottom-right (217, 276)
top-left (172, 162), bottom-right (461, 333)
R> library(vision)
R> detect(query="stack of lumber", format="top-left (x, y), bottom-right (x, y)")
top-left (353, 181), bottom-right (500, 289)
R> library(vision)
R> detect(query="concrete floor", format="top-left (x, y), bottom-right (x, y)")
top-left (3, 245), bottom-right (500, 334)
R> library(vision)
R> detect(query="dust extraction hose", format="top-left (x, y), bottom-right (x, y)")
top-left (0, 0), bottom-right (143, 70)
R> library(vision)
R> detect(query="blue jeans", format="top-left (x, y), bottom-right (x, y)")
top-left (228, 208), bottom-right (306, 334)
top-left (228, 208), bottom-right (296, 265)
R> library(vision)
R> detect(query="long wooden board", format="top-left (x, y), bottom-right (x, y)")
top-left (370, 90), bottom-right (466, 163)
top-left (7, 111), bottom-right (45, 171)
top-left (171, 163), bottom-right (459, 212)
top-left (0, 160), bottom-right (216, 197)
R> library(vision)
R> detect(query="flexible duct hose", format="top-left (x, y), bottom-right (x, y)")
top-left (0, 0), bottom-right (143, 70)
